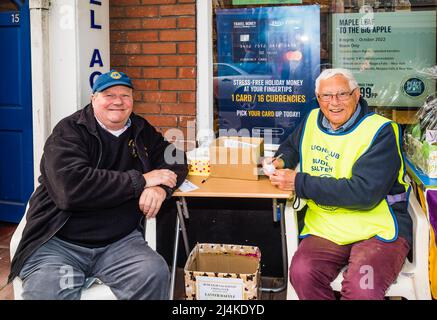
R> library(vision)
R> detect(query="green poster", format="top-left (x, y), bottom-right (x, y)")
top-left (332, 11), bottom-right (436, 108)
top-left (233, 0), bottom-right (302, 5)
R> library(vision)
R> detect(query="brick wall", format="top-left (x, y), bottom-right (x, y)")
top-left (109, 0), bottom-right (197, 150)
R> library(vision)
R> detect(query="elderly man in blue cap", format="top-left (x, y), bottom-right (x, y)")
top-left (8, 70), bottom-right (188, 299)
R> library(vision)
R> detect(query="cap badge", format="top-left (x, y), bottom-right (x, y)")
top-left (110, 71), bottom-right (122, 79)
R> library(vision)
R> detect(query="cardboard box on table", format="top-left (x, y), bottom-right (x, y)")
top-left (209, 137), bottom-right (264, 181)
top-left (184, 243), bottom-right (261, 300)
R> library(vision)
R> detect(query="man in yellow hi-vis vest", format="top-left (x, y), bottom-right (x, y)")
top-left (264, 68), bottom-right (411, 300)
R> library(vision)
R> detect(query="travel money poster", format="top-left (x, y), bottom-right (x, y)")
top-left (216, 6), bottom-right (320, 144)
top-left (332, 11), bottom-right (436, 108)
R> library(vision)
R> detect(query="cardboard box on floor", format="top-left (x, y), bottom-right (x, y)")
top-left (184, 243), bottom-right (261, 300)
top-left (209, 136), bottom-right (264, 181)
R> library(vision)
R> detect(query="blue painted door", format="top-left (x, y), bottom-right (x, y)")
top-left (0, 0), bottom-right (33, 222)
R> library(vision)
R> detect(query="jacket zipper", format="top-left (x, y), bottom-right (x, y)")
top-left (40, 217), bottom-right (70, 246)
top-left (95, 134), bottom-right (103, 169)
top-left (135, 132), bottom-right (148, 170)
top-left (78, 118), bottom-right (103, 169)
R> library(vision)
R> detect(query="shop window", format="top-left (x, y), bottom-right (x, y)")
top-left (198, 0), bottom-right (436, 145)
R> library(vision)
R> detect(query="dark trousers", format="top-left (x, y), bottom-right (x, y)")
top-left (289, 235), bottom-right (410, 300)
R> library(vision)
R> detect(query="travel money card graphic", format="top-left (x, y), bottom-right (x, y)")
top-left (216, 5), bottom-right (320, 144)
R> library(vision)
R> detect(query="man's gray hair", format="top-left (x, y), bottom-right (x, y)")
top-left (315, 68), bottom-right (359, 93)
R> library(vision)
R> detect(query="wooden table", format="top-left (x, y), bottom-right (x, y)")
top-left (173, 175), bottom-right (291, 199)
top-left (170, 175), bottom-right (293, 299)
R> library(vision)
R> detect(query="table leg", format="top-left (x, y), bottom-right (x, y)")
top-left (176, 198), bottom-right (190, 256)
top-left (181, 196), bottom-right (189, 219)
top-left (170, 197), bottom-right (191, 300)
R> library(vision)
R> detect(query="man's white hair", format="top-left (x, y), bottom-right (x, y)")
top-left (315, 68), bottom-right (359, 93)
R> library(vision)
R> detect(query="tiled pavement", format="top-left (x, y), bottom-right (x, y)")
top-left (0, 222), bottom-right (15, 300)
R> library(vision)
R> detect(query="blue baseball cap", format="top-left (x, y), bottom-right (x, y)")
top-left (92, 70), bottom-right (133, 93)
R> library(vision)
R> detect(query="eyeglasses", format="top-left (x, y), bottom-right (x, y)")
top-left (317, 88), bottom-right (357, 102)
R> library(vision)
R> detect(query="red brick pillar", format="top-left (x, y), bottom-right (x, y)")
top-left (110, 0), bottom-right (197, 151)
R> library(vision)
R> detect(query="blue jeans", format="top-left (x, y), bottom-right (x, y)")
top-left (19, 229), bottom-right (170, 300)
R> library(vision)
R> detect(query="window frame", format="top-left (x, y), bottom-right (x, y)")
top-left (196, 0), bottom-right (214, 147)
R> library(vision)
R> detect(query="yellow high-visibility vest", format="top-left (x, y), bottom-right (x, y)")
top-left (300, 109), bottom-right (408, 245)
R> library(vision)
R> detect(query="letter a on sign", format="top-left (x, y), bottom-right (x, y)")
top-left (89, 49), bottom-right (103, 67)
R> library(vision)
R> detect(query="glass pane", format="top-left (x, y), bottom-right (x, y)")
top-left (212, 0), bottom-right (331, 143)
top-left (212, 0), bottom-right (437, 137)
top-left (331, 0), bottom-right (436, 124)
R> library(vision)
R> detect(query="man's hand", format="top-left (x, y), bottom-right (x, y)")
top-left (262, 157), bottom-right (285, 176)
top-left (139, 186), bottom-right (167, 219)
top-left (143, 169), bottom-right (177, 188)
top-left (269, 169), bottom-right (296, 191)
